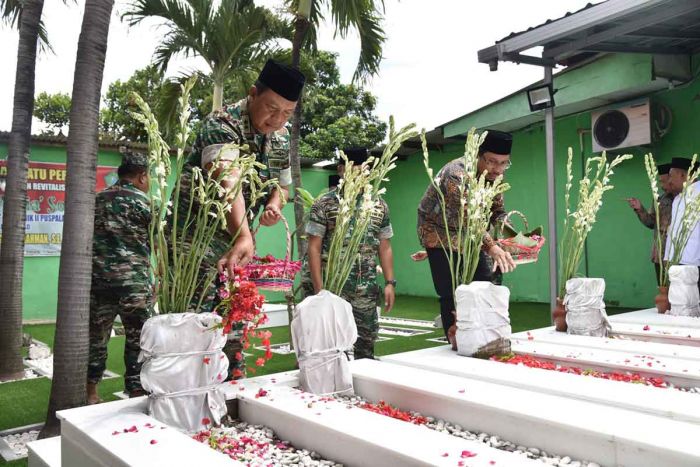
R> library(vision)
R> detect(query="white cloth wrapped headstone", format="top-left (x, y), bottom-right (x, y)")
top-left (292, 290), bottom-right (357, 395)
top-left (668, 265), bottom-right (700, 317)
top-left (455, 282), bottom-right (511, 357)
top-left (564, 278), bottom-right (610, 337)
top-left (139, 313), bottom-right (228, 433)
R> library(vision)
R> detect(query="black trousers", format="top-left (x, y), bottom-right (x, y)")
top-left (426, 248), bottom-right (494, 337)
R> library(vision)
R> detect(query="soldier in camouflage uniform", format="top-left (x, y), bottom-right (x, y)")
top-left (87, 151), bottom-right (153, 403)
top-left (174, 59), bottom-right (305, 379)
top-left (304, 148), bottom-right (396, 360)
top-left (417, 130), bottom-right (516, 338)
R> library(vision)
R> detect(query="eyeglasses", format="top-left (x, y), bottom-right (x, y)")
top-left (481, 156), bottom-right (512, 170)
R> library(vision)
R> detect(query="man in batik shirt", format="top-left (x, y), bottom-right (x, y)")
top-left (417, 130), bottom-right (516, 338)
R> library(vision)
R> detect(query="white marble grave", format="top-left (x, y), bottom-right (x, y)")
top-left (28, 309), bottom-right (700, 466)
top-left (608, 308), bottom-right (700, 346)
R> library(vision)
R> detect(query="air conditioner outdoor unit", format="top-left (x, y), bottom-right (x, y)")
top-left (591, 99), bottom-right (651, 153)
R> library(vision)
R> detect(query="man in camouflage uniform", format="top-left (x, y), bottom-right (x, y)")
top-left (304, 148), bottom-right (396, 360)
top-left (87, 151), bottom-right (153, 403)
top-left (417, 130), bottom-right (516, 339)
top-left (626, 163), bottom-right (675, 283)
top-left (175, 59), bottom-right (305, 379)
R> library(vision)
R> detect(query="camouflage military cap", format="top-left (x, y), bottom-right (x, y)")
top-left (121, 151), bottom-right (149, 168)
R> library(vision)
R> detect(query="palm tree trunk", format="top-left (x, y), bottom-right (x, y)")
top-left (212, 78), bottom-right (224, 111)
top-left (40, 0), bottom-right (115, 439)
top-left (0, 0), bottom-right (45, 382)
top-left (289, 14), bottom-right (310, 261)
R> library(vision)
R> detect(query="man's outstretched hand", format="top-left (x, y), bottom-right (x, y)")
top-left (217, 234), bottom-right (255, 275)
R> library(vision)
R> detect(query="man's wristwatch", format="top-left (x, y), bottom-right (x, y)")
top-left (385, 279), bottom-right (397, 288)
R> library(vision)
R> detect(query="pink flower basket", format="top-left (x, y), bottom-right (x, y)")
top-left (245, 215), bottom-right (302, 291)
top-left (496, 210), bottom-right (546, 265)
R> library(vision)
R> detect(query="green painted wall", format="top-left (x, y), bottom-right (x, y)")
top-left (444, 54), bottom-right (654, 137)
top-left (389, 67), bottom-right (700, 309)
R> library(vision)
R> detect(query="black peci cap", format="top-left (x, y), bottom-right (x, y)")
top-left (480, 130), bottom-right (513, 155)
top-left (257, 59), bottom-right (306, 102)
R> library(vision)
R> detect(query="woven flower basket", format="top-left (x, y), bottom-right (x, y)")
top-left (496, 210), bottom-right (545, 265)
top-left (245, 215), bottom-right (301, 291)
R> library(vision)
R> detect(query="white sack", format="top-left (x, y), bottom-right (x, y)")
top-left (139, 313), bottom-right (228, 432)
top-left (455, 282), bottom-right (511, 357)
top-left (668, 265), bottom-right (700, 317)
top-left (564, 278), bottom-right (610, 337)
top-left (292, 290), bottom-right (357, 395)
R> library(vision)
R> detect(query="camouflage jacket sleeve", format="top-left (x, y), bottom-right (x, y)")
top-left (190, 108), bottom-right (245, 167)
top-left (378, 199), bottom-right (393, 240)
top-left (267, 127), bottom-right (292, 187)
top-left (306, 196), bottom-right (327, 238)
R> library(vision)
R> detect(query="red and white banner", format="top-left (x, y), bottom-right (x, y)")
top-left (0, 161), bottom-right (118, 256)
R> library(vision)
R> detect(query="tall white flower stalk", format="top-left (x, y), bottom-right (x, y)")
top-left (422, 128), bottom-right (510, 293)
top-left (323, 118), bottom-right (417, 295)
top-left (643, 153), bottom-right (668, 287)
top-left (131, 77), bottom-right (277, 313)
top-left (665, 154), bottom-right (700, 269)
top-left (559, 149), bottom-right (632, 297)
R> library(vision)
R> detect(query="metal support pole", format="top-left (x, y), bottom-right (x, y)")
top-left (544, 66), bottom-right (558, 318)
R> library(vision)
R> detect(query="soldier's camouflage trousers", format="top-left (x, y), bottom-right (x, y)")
top-left (88, 287), bottom-right (153, 394)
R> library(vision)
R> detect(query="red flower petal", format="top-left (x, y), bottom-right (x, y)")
top-left (203, 357), bottom-right (211, 365)
top-left (150, 439), bottom-right (158, 445)
top-left (201, 417), bottom-right (211, 426)
top-left (643, 325), bottom-right (651, 331)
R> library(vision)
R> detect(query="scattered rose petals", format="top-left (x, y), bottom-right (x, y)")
top-left (441, 452), bottom-right (449, 457)
top-left (255, 388), bottom-right (268, 399)
top-left (461, 450), bottom-right (477, 458)
top-left (358, 400), bottom-right (427, 425)
top-left (203, 357), bottom-right (211, 364)
top-left (149, 439), bottom-right (157, 445)
top-left (111, 431), bottom-right (120, 436)
top-left (643, 325), bottom-right (650, 331)
top-left (202, 417), bottom-right (211, 426)
top-left (493, 354), bottom-right (675, 390)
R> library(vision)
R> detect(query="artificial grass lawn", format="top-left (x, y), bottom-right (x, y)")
top-left (0, 297), bottom-right (633, 466)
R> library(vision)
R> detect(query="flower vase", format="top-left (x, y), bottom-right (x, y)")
top-left (552, 297), bottom-right (567, 332)
top-left (668, 265), bottom-right (700, 317)
top-left (139, 312), bottom-right (229, 433)
top-left (655, 286), bottom-right (670, 314)
top-left (564, 278), bottom-right (610, 337)
top-left (291, 290), bottom-right (356, 396)
top-left (454, 282), bottom-right (512, 358)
